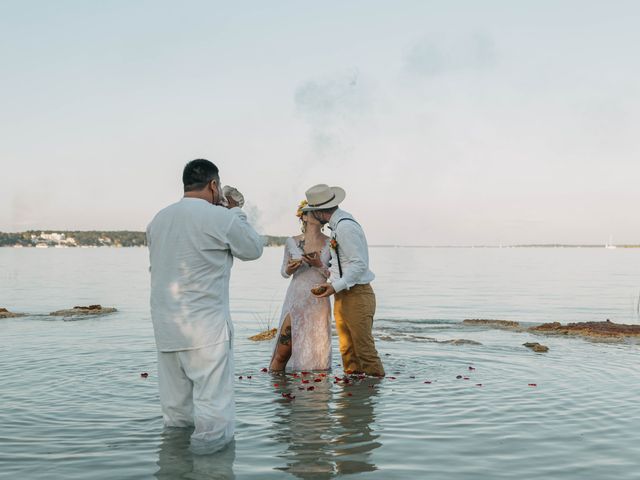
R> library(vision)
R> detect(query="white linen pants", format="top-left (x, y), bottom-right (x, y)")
top-left (157, 340), bottom-right (234, 455)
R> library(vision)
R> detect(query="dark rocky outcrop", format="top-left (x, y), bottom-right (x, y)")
top-left (440, 338), bottom-right (482, 346)
top-left (463, 319), bottom-right (521, 329)
top-left (523, 342), bottom-right (549, 352)
top-left (0, 308), bottom-right (25, 318)
top-left (50, 305), bottom-right (117, 316)
top-left (528, 320), bottom-right (640, 339)
top-left (249, 328), bottom-right (278, 341)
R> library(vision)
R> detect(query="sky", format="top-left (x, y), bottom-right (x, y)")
top-left (1, 1), bottom-right (639, 245)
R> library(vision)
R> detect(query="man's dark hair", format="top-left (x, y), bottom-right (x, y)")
top-left (183, 159), bottom-right (220, 192)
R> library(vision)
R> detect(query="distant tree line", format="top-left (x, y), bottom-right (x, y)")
top-left (0, 231), bottom-right (288, 247)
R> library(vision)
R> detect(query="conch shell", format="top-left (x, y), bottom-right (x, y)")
top-left (310, 285), bottom-right (328, 295)
top-left (222, 186), bottom-right (245, 208)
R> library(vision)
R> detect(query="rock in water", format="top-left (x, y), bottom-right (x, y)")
top-left (248, 328), bottom-right (278, 341)
top-left (463, 319), bottom-right (521, 329)
top-left (49, 305), bottom-right (117, 316)
top-left (523, 342), bottom-right (549, 352)
top-left (529, 320), bottom-right (640, 340)
top-left (441, 339), bottom-right (483, 346)
top-left (0, 308), bottom-right (25, 319)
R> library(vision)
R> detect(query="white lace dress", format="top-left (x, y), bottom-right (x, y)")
top-left (271, 237), bottom-right (332, 371)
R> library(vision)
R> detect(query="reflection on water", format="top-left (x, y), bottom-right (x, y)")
top-left (155, 428), bottom-right (236, 479)
top-left (332, 379), bottom-right (382, 476)
top-left (270, 375), bottom-right (381, 478)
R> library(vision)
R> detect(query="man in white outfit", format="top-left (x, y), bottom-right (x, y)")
top-left (146, 159), bottom-right (263, 454)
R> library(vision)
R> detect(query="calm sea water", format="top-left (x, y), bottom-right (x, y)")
top-left (1, 247), bottom-right (639, 479)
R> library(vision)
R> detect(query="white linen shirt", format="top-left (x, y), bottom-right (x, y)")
top-left (328, 208), bottom-right (375, 293)
top-left (147, 197), bottom-right (263, 351)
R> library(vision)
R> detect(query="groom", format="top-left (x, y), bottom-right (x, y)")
top-left (305, 184), bottom-right (385, 377)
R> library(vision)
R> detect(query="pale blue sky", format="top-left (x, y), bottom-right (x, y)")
top-left (1, 1), bottom-right (639, 245)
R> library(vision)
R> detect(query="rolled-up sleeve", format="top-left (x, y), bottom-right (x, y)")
top-left (226, 208), bottom-right (264, 261)
top-left (331, 222), bottom-right (369, 293)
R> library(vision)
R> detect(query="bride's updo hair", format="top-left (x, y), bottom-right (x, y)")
top-left (296, 200), bottom-right (308, 233)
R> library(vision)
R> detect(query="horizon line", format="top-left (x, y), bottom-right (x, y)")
top-left (2, 230), bottom-right (638, 248)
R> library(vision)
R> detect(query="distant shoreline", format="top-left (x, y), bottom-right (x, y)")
top-left (0, 230), bottom-right (288, 248)
top-left (1, 231), bottom-right (638, 249)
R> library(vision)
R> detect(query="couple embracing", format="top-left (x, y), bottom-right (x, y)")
top-left (269, 184), bottom-right (385, 379)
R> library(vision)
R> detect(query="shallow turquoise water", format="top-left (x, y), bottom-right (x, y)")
top-left (1, 247), bottom-right (639, 479)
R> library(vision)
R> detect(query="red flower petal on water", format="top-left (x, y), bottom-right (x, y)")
top-left (140, 372), bottom-right (149, 378)
top-left (261, 368), bottom-right (268, 372)
top-left (409, 376), bottom-right (416, 379)
top-left (314, 378), bottom-right (322, 383)
top-left (306, 386), bottom-right (315, 391)
top-left (468, 366), bottom-right (476, 371)
top-left (247, 376), bottom-right (252, 379)
top-left (387, 377), bottom-right (396, 380)
top-left (424, 381), bottom-right (432, 384)
top-left (456, 375), bottom-right (463, 379)
top-left (528, 383), bottom-right (537, 387)
top-left (343, 378), bottom-right (350, 384)
top-left (273, 383), bottom-right (279, 387)
top-left (238, 376), bottom-right (243, 380)
top-left (347, 393), bottom-right (353, 397)
top-left (302, 379), bottom-right (310, 384)
top-left (298, 387), bottom-right (305, 390)
top-left (301, 371), bottom-right (310, 375)
top-left (463, 377), bottom-right (470, 380)
top-left (475, 383), bottom-right (483, 387)
top-left (320, 373), bottom-right (327, 377)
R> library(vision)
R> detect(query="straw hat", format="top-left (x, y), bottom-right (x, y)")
top-left (301, 184), bottom-right (346, 211)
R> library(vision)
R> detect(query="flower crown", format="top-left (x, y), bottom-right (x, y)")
top-left (296, 200), bottom-right (308, 219)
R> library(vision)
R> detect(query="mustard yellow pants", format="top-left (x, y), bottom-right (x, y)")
top-left (334, 283), bottom-right (385, 376)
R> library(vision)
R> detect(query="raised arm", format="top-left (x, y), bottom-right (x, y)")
top-left (226, 208), bottom-right (264, 261)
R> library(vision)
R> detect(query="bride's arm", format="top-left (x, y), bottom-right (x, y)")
top-left (281, 239), bottom-right (302, 278)
top-left (281, 240), bottom-right (292, 278)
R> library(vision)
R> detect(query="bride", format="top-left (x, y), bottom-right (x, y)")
top-left (269, 200), bottom-right (332, 372)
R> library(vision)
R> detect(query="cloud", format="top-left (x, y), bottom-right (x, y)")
top-left (404, 32), bottom-right (497, 77)
top-left (243, 201), bottom-right (264, 234)
top-left (294, 69), bottom-right (370, 155)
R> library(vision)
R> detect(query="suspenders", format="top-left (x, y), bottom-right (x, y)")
top-left (332, 217), bottom-right (359, 278)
